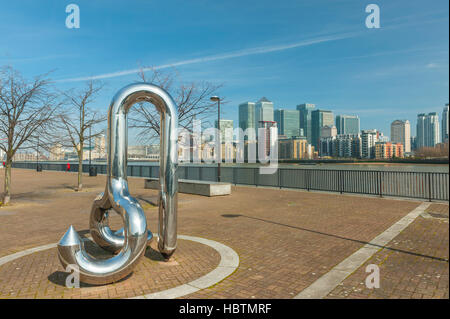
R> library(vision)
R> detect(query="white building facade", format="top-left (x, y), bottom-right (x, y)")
top-left (425, 113), bottom-right (440, 147)
top-left (361, 129), bottom-right (378, 159)
top-left (417, 112), bottom-right (440, 148)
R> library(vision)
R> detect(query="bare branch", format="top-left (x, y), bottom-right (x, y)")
top-left (129, 67), bottom-right (224, 144)
top-left (50, 80), bottom-right (106, 191)
top-left (0, 66), bottom-right (59, 203)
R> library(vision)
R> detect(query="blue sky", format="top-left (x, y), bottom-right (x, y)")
top-left (0, 0), bottom-right (448, 144)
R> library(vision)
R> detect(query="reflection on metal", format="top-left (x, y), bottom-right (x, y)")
top-left (58, 83), bottom-right (178, 285)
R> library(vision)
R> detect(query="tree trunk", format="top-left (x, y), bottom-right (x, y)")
top-left (2, 158), bottom-right (12, 205)
top-left (77, 149), bottom-right (83, 191)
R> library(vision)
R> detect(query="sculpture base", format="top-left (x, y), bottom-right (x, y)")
top-left (0, 235), bottom-right (222, 298)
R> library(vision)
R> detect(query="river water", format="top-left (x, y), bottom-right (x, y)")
top-left (40, 161), bottom-right (449, 173)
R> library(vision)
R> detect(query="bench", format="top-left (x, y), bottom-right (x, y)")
top-left (144, 178), bottom-right (231, 197)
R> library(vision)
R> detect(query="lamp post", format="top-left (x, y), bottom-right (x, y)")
top-left (210, 96), bottom-right (221, 182)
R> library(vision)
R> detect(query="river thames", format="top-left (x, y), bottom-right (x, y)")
top-left (30, 161), bottom-right (449, 173)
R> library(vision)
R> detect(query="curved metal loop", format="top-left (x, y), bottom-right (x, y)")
top-left (58, 83), bottom-right (179, 285)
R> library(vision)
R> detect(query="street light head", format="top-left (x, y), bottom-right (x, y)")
top-left (210, 96), bottom-right (220, 102)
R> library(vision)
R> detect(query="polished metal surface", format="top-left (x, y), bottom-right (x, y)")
top-left (58, 83), bottom-right (179, 285)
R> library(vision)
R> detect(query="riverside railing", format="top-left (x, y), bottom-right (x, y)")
top-left (11, 162), bottom-right (449, 201)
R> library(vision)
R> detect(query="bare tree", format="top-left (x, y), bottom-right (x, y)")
top-left (415, 143), bottom-right (449, 159)
top-left (129, 67), bottom-right (224, 143)
top-left (0, 66), bottom-right (58, 204)
top-left (52, 81), bottom-right (105, 191)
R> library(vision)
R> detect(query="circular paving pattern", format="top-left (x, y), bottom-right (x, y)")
top-left (0, 235), bottom-right (239, 299)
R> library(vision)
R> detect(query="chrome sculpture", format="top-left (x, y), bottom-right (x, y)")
top-left (58, 83), bottom-right (179, 285)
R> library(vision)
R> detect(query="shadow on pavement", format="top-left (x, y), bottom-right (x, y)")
top-left (221, 214), bottom-right (449, 262)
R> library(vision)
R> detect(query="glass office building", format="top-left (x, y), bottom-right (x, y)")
top-left (336, 115), bottom-right (360, 135)
top-left (274, 109), bottom-right (300, 138)
top-left (215, 119), bottom-right (234, 142)
top-left (311, 109), bottom-right (334, 149)
top-left (255, 97), bottom-right (274, 122)
top-left (296, 103), bottom-right (315, 144)
top-left (239, 102), bottom-right (256, 141)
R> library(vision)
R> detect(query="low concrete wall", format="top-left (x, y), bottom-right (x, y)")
top-left (144, 178), bottom-right (231, 197)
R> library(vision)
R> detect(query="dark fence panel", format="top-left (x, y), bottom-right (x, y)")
top-left (341, 170), bottom-right (379, 195)
top-left (234, 167), bottom-right (256, 185)
top-left (279, 168), bottom-right (308, 189)
top-left (309, 169), bottom-right (340, 192)
top-left (220, 167), bottom-right (234, 184)
top-left (258, 169), bottom-right (279, 187)
top-left (11, 162), bottom-right (449, 201)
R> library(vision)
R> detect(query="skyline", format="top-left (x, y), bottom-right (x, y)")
top-left (0, 0), bottom-right (448, 143)
top-left (235, 97), bottom-right (448, 141)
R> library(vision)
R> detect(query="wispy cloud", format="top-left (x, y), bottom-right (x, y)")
top-left (57, 31), bottom-right (361, 83)
top-left (426, 62), bottom-right (440, 69)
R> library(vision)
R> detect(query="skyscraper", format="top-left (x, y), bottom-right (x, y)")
top-left (296, 103), bottom-right (315, 144)
top-left (255, 97), bottom-right (274, 124)
top-left (416, 112), bottom-right (440, 148)
top-left (335, 115), bottom-right (360, 135)
top-left (416, 113), bottom-right (426, 149)
top-left (390, 120), bottom-right (411, 153)
top-left (274, 109), bottom-right (300, 138)
top-left (425, 112), bottom-right (440, 146)
top-left (442, 104), bottom-right (449, 144)
top-left (255, 97), bottom-right (274, 141)
top-left (215, 119), bottom-right (234, 142)
top-left (239, 102), bottom-right (256, 141)
top-left (311, 109), bottom-right (334, 149)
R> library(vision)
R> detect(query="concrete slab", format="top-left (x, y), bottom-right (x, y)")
top-left (144, 178), bottom-right (231, 196)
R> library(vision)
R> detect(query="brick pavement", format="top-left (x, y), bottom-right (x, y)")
top-left (325, 203), bottom-right (449, 299)
top-left (0, 169), bottom-right (447, 299)
top-left (0, 238), bottom-right (220, 299)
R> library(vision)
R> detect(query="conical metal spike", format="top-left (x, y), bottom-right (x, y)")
top-left (58, 225), bottom-right (81, 247)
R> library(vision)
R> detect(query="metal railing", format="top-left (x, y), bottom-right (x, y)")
top-left (11, 162), bottom-right (449, 201)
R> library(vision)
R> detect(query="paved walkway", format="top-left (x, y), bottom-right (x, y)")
top-left (325, 203), bottom-right (449, 299)
top-left (0, 169), bottom-right (448, 299)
